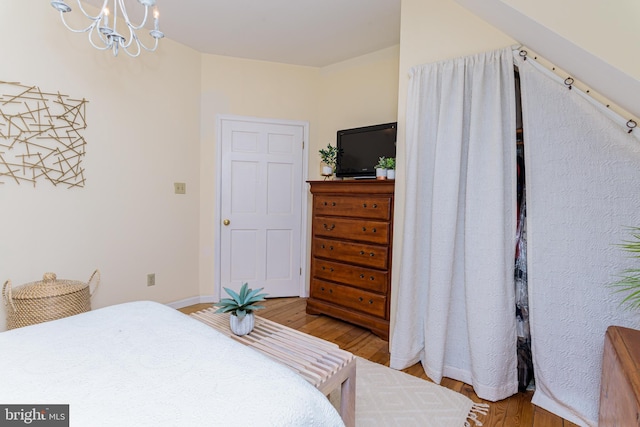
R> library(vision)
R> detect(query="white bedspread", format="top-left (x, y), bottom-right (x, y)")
top-left (0, 301), bottom-right (344, 427)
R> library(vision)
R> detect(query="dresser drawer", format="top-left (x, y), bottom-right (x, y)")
top-left (313, 217), bottom-right (390, 245)
top-left (314, 195), bottom-right (391, 220)
top-left (311, 279), bottom-right (387, 318)
top-left (313, 237), bottom-right (388, 269)
top-left (312, 258), bottom-right (388, 293)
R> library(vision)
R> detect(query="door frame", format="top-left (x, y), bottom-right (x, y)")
top-left (213, 114), bottom-right (310, 300)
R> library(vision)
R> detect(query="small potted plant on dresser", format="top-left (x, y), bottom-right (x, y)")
top-left (319, 143), bottom-right (338, 179)
top-left (375, 156), bottom-right (387, 180)
top-left (213, 282), bottom-right (268, 336)
top-left (385, 157), bottom-right (396, 180)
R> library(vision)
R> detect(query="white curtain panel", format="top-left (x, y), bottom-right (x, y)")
top-left (516, 55), bottom-right (640, 426)
top-left (390, 47), bottom-right (518, 402)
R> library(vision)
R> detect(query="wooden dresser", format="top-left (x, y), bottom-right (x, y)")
top-left (307, 180), bottom-right (394, 340)
top-left (599, 325), bottom-right (640, 426)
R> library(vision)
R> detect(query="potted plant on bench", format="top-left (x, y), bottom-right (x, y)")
top-left (214, 282), bottom-right (268, 335)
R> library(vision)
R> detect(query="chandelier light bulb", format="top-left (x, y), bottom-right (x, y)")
top-left (50, 0), bottom-right (164, 57)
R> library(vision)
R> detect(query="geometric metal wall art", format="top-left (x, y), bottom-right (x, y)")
top-left (0, 81), bottom-right (88, 188)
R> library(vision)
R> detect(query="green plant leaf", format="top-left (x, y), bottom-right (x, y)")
top-left (216, 283), bottom-right (268, 316)
top-left (223, 287), bottom-right (241, 303)
top-left (609, 227), bottom-right (640, 310)
top-left (238, 283), bottom-right (250, 301)
top-left (245, 287), bottom-right (266, 300)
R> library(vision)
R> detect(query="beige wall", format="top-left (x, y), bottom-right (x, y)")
top-left (314, 45), bottom-right (400, 178)
top-left (502, 0), bottom-right (640, 79)
top-left (198, 48), bottom-right (400, 298)
top-left (0, 1), bottom-right (400, 332)
top-left (198, 55), bottom-right (320, 298)
top-left (0, 1), bottom-right (202, 331)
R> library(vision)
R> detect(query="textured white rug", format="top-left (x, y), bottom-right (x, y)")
top-left (330, 358), bottom-right (488, 427)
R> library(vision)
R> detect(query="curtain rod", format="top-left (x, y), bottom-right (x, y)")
top-left (512, 46), bottom-right (639, 140)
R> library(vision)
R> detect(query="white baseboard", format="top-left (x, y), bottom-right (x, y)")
top-left (165, 295), bottom-right (216, 309)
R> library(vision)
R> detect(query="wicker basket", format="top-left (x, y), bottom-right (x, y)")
top-left (2, 270), bottom-right (100, 330)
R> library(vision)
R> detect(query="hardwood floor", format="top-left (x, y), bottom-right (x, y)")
top-left (178, 297), bottom-right (579, 427)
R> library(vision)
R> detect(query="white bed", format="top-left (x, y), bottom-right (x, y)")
top-left (0, 301), bottom-right (344, 427)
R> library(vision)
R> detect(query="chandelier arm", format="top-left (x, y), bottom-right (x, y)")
top-left (120, 28), bottom-right (136, 49)
top-left (87, 28), bottom-right (113, 51)
top-left (119, 37), bottom-right (142, 57)
top-left (59, 11), bottom-right (98, 33)
top-left (137, 37), bottom-right (160, 52)
top-left (74, 0), bottom-right (107, 20)
top-left (126, 32), bottom-right (158, 53)
top-left (117, 0), bottom-right (150, 31)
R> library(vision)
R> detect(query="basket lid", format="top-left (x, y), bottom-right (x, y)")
top-left (11, 273), bottom-right (89, 300)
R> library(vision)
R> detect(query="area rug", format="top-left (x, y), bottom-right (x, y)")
top-left (331, 358), bottom-right (488, 427)
top-left (190, 310), bottom-right (487, 426)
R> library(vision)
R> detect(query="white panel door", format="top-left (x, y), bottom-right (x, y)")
top-left (219, 118), bottom-right (304, 297)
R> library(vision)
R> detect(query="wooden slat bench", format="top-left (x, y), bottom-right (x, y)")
top-left (190, 308), bottom-right (356, 427)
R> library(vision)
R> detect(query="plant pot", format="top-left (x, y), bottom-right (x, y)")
top-left (321, 165), bottom-right (333, 176)
top-left (376, 168), bottom-right (387, 180)
top-left (229, 313), bottom-right (255, 336)
top-left (387, 169), bottom-right (395, 180)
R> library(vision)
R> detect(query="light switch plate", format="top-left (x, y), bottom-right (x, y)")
top-left (174, 182), bottom-right (186, 194)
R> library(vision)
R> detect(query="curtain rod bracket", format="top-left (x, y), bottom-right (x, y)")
top-left (627, 120), bottom-right (637, 133)
top-left (564, 77), bottom-right (574, 90)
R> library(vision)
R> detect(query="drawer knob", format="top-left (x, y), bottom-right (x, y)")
top-left (369, 299), bottom-right (374, 304)
top-left (332, 202), bottom-right (336, 206)
top-left (323, 201), bottom-right (327, 206)
top-left (362, 227), bottom-right (366, 231)
top-left (369, 252), bottom-right (375, 257)
top-left (373, 204), bottom-right (378, 208)
top-left (363, 203), bottom-right (367, 208)
top-left (360, 251), bottom-right (365, 255)
top-left (372, 228), bottom-right (377, 233)
top-left (323, 223), bottom-right (335, 231)
top-left (329, 289), bottom-right (333, 293)
top-left (359, 297), bottom-right (363, 302)
top-left (360, 274), bottom-right (365, 279)
top-left (330, 268), bottom-right (334, 272)
top-left (321, 244), bottom-right (325, 249)
top-left (321, 287), bottom-right (325, 291)
top-left (329, 246), bottom-right (334, 251)
top-left (370, 276), bottom-right (375, 281)
top-left (321, 266), bottom-right (325, 270)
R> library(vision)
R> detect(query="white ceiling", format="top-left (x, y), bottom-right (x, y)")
top-left (83, 0), bottom-right (401, 67)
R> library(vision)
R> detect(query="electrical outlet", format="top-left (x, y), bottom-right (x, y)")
top-left (174, 182), bottom-right (186, 194)
top-left (147, 273), bottom-right (155, 287)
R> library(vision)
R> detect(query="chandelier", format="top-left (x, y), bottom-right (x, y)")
top-left (50, 0), bottom-right (164, 57)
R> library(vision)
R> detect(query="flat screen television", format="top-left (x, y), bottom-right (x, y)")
top-left (335, 122), bottom-right (397, 178)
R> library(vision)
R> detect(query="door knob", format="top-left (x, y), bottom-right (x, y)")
top-left (223, 219), bottom-right (230, 226)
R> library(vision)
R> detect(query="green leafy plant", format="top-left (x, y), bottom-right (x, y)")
top-left (375, 156), bottom-right (387, 169)
top-left (384, 157), bottom-right (396, 170)
top-left (214, 282), bottom-right (268, 319)
top-left (319, 144), bottom-right (338, 169)
top-left (610, 227), bottom-right (640, 309)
